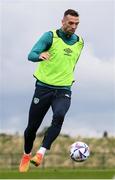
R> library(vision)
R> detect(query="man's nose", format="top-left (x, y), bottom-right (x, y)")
top-left (71, 24), bottom-right (77, 29)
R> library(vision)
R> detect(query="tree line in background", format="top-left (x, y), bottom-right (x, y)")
top-left (0, 129), bottom-right (115, 169)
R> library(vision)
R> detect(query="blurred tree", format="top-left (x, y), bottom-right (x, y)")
top-left (103, 131), bottom-right (108, 138)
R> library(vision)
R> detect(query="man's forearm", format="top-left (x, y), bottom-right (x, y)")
top-left (28, 51), bottom-right (42, 62)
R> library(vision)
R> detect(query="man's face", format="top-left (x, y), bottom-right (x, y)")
top-left (62, 15), bottom-right (79, 35)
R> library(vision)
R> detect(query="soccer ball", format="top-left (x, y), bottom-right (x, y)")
top-left (70, 141), bottom-right (90, 162)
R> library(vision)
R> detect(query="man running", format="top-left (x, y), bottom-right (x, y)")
top-left (19, 9), bottom-right (84, 172)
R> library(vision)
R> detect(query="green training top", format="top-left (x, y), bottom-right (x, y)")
top-left (28, 29), bottom-right (84, 89)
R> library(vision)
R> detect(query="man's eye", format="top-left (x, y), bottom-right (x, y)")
top-left (69, 22), bottom-right (73, 25)
top-left (69, 22), bottom-right (79, 25)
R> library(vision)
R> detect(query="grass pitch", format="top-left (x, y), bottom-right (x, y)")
top-left (0, 168), bottom-right (115, 179)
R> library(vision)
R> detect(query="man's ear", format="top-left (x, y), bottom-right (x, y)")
top-left (62, 19), bottom-right (64, 26)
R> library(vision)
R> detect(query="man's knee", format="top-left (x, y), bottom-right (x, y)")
top-left (24, 126), bottom-right (36, 140)
top-left (53, 110), bottom-right (65, 121)
top-left (52, 111), bottom-right (65, 127)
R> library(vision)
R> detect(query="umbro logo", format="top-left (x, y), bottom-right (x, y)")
top-left (64, 48), bottom-right (73, 56)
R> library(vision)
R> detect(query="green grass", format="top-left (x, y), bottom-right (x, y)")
top-left (0, 168), bottom-right (115, 179)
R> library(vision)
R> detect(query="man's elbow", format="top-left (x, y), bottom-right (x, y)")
top-left (28, 53), bottom-right (37, 62)
top-left (28, 52), bottom-right (40, 62)
top-left (28, 53), bottom-right (33, 61)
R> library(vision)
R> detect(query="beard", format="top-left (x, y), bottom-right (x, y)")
top-left (67, 31), bottom-right (74, 35)
top-left (61, 27), bottom-right (76, 36)
top-left (66, 30), bottom-right (75, 36)
top-left (64, 27), bottom-right (75, 35)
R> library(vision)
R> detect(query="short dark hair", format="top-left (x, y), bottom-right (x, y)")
top-left (64, 9), bottom-right (79, 17)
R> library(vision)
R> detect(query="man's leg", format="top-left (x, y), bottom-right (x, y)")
top-left (19, 85), bottom-right (52, 172)
top-left (24, 86), bottom-right (52, 154)
top-left (30, 90), bottom-right (71, 167)
top-left (42, 90), bottom-right (71, 149)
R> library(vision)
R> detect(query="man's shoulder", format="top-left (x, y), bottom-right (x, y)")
top-left (40, 31), bottom-right (53, 45)
top-left (44, 31), bottom-right (53, 37)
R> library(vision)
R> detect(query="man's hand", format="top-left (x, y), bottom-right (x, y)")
top-left (39, 52), bottom-right (50, 60)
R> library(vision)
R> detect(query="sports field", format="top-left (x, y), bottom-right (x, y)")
top-left (0, 168), bottom-right (115, 179)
